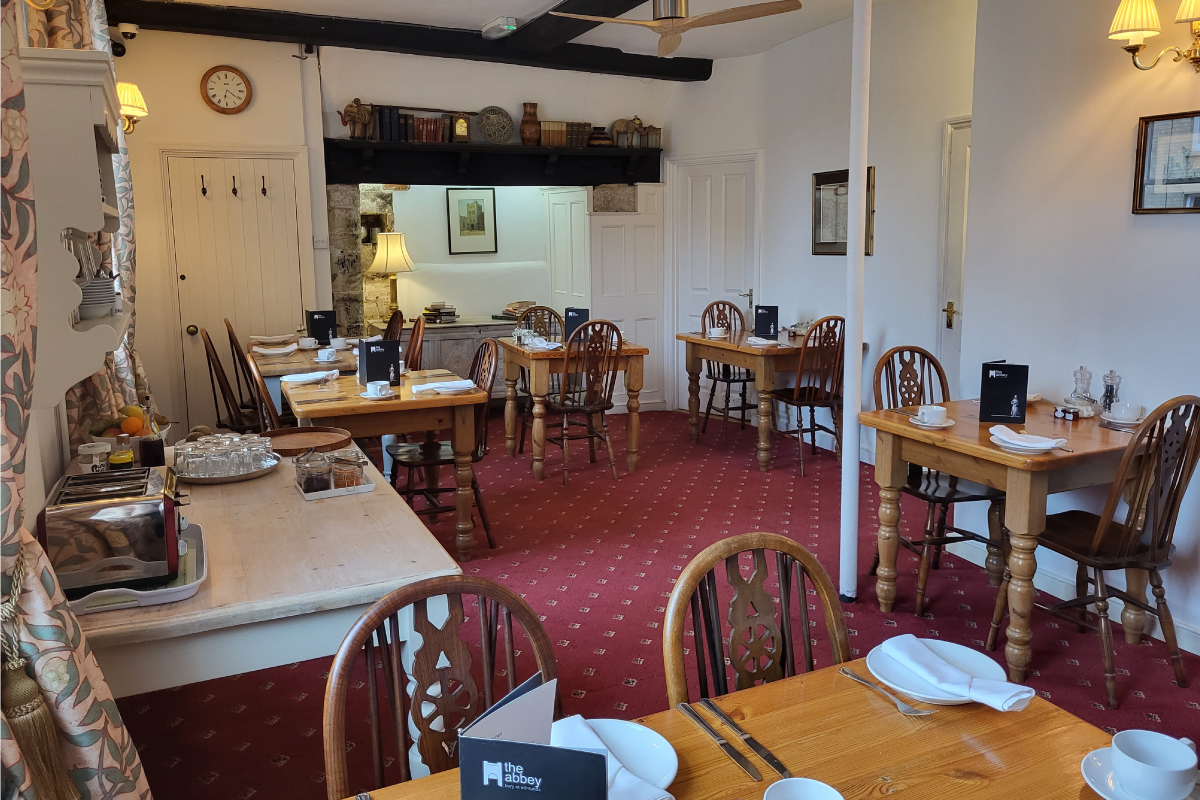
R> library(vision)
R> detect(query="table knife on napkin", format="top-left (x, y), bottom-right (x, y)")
top-left (697, 698), bottom-right (790, 778)
top-left (677, 702), bottom-right (762, 781)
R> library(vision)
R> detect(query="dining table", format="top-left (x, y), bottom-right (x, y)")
top-left (500, 337), bottom-right (649, 480)
top-left (346, 656), bottom-right (1109, 800)
top-left (282, 370), bottom-right (489, 562)
top-left (249, 339), bottom-right (357, 410)
top-left (859, 399), bottom-right (1139, 683)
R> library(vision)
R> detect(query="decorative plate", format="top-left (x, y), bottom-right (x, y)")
top-left (477, 106), bottom-right (514, 144)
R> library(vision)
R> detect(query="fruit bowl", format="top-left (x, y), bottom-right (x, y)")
top-left (88, 424), bottom-right (172, 452)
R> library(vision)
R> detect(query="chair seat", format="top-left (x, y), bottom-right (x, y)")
top-left (1038, 510), bottom-right (1166, 569)
top-left (769, 387), bottom-right (840, 408)
top-left (386, 441), bottom-right (482, 467)
top-left (904, 470), bottom-right (1005, 504)
top-left (547, 398), bottom-right (614, 415)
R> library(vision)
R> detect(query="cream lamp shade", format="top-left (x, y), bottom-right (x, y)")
top-left (369, 232), bottom-right (416, 274)
top-left (1177, 0), bottom-right (1200, 24)
top-left (1110, 0), bottom-right (1162, 44)
top-left (116, 82), bottom-right (148, 119)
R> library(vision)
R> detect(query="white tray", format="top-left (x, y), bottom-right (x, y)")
top-left (69, 523), bottom-right (208, 616)
top-left (293, 473), bottom-right (377, 501)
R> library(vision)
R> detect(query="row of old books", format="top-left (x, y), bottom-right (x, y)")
top-left (492, 299), bottom-right (535, 321)
top-left (423, 302), bottom-right (460, 324)
top-left (373, 107), bottom-right (458, 143)
top-left (540, 121), bottom-right (591, 148)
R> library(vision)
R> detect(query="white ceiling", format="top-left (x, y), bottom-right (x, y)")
top-left (185, 0), bottom-right (875, 61)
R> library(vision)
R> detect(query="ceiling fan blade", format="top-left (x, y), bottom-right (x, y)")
top-left (658, 31), bottom-right (683, 56)
top-left (677, 0), bottom-right (802, 30)
top-left (548, 11), bottom-right (665, 28)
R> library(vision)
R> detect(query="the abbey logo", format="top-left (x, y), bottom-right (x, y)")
top-left (482, 761), bottom-right (543, 791)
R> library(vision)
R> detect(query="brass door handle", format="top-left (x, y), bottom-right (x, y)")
top-left (942, 301), bottom-right (958, 329)
top-left (186, 325), bottom-right (198, 336)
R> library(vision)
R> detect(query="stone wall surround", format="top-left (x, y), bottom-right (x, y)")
top-left (327, 183), bottom-right (365, 336)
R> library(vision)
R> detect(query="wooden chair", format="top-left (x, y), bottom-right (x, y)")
top-left (768, 316), bottom-right (845, 476)
top-left (515, 306), bottom-right (565, 453)
top-left (223, 318), bottom-right (256, 413)
top-left (323, 575), bottom-right (558, 800)
top-left (404, 314), bottom-right (426, 371)
top-left (386, 339), bottom-right (499, 549)
top-left (987, 395), bottom-right (1200, 708)
top-left (199, 328), bottom-right (260, 434)
top-left (699, 301), bottom-right (756, 442)
top-left (382, 309), bottom-right (406, 341)
top-left (871, 345), bottom-right (1009, 615)
top-left (245, 355), bottom-right (282, 431)
top-left (663, 532), bottom-right (850, 706)
top-left (546, 320), bottom-right (622, 486)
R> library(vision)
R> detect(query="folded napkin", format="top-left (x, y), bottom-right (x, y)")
top-left (411, 379), bottom-right (476, 394)
top-left (279, 370), bottom-right (339, 385)
top-left (881, 634), bottom-right (1034, 712)
top-left (252, 343), bottom-right (298, 356)
top-left (527, 336), bottom-right (563, 351)
top-left (745, 336), bottom-right (778, 347)
top-left (248, 334), bottom-right (293, 345)
top-left (550, 716), bottom-right (673, 800)
top-left (989, 425), bottom-right (1066, 450)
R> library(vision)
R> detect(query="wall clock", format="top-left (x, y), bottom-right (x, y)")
top-left (201, 65), bottom-right (252, 114)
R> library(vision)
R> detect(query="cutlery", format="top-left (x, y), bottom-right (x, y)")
top-left (1099, 420), bottom-right (1137, 434)
top-left (294, 396), bottom-right (349, 405)
top-left (895, 409), bottom-right (917, 417)
top-left (838, 668), bottom-right (937, 717)
top-left (677, 703), bottom-right (762, 780)
top-left (697, 698), bottom-right (790, 778)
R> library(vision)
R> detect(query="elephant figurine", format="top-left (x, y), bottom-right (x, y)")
top-left (338, 98), bottom-right (377, 140)
top-left (610, 115), bottom-right (645, 148)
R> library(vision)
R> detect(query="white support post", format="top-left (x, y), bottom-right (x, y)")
top-left (840, 0), bottom-right (872, 601)
top-left (299, 45), bottom-right (333, 309)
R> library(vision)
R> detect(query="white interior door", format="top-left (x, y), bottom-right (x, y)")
top-left (937, 121), bottom-right (971, 394)
top-left (545, 188), bottom-right (589, 314)
top-left (590, 184), bottom-right (666, 412)
top-left (167, 156), bottom-right (305, 431)
top-left (670, 155), bottom-right (758, 409)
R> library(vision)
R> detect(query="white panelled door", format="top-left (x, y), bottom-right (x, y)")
top-left (545, 188), bottom-right (589, 315)
top-left (937, 120), bottom-right (971, 394)
top-left (590, 184), bottom-right (666, 412)
top-left (167, 156), bottom-right (305, 431)
top-left (670, 154), bottom-right (758, 409)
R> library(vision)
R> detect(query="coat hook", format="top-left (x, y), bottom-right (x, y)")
top-left (232, 176), bottom-right (238, 197)
top-left (201, 175), bottom-right (207, 196)
top-left (261, 176), bottom-right (267, 196)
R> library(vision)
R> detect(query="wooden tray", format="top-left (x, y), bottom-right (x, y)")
top-left (261, 426), bottom-right (352, 456)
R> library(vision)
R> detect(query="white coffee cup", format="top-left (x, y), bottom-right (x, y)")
top-left (763, 778), bottom-right (845, 800)
top-left (330, 336), bottom-right (347, 349)
top-left (1110, 402), bottom-right (1143, 422)
top-left (1112, 730), bottom-right (1197, 800)
top-left (298, 337), bottom-right (317, 349)
top-left (708, 326), bottom-right (728, 338)
top-left (366, 380), bottom-right (390, 397)
top-left (317, 348), bottom-right (336, 362)
top-left (917, 404), bottom-right (948, 425)
top-left (396, 360), bottom-right (405, 374)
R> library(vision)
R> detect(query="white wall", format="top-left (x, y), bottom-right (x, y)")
top-left (955, 0), bottom-right (1200, 649)
top-left (389, 185), bottom-right (551, 318)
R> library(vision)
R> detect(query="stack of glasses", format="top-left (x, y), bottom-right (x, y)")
top-left (173, 433), bottom-right (280, 479)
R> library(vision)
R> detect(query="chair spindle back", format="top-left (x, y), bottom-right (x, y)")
top-left (791, 316), bottom-right (846, 404)
top-left (382, 309), bottom-right (406, 341)
top-left (873, 345), bottom-right (950, 410)
top-left (405, 315), bottom-right (426, 371)
top-left (558, 320), bottom-right (622, 409)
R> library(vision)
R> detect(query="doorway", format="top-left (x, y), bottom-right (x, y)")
top-left (937, 117), bottom-right (971, 394)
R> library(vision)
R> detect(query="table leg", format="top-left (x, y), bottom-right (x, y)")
top-left (452, 404), bottom-right (475, 562)
top-left (424, 429), bottom-right (441, 524)
top-left (1003, 468), bottom-right (1049, 683)
top-left (874, 431), bottom-right (906, 613)
top-left (531, 362), bottom-right (549, 482)
top-left (1121, 569), bottom-right (1149, 645)
top-left (753, 358), bottom-right (776, 472)
top-left (504, 353), bottom-right (518, 457)
top-left (686, 343), bottom-right (701, 444)
top-left (625, 355), bottom-right (643, 472)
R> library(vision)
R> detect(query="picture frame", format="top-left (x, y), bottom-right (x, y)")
top-left (446, 187), bottom-right (498, 254)
top-left (812, 167), bottom-right (875, 256)
top-left (1133, 110), bottom-right (1200, 214)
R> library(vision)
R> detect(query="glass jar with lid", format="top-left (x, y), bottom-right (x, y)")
top-left (78, 442), bottom-right (111, 473)
top-left (330, 449), bottom-right (369, 489)
top-left (295, 448), bottom-right (333, 493)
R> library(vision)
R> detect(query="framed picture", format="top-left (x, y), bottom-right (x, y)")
top-left (1134, 110), bottom-right (1200, 214)
top-left (446, 188), bottom-right (497, 254)
top-left (812, 167), bottom-right (875, 255)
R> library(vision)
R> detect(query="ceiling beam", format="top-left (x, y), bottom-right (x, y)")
top-left (105, 0), bottom-right (712, 82)
top-left (504, 0), bottom-right (646, 54)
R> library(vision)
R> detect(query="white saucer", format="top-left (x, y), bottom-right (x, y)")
top-left (989, 435), bottom-right (1055, 455)
top-left (1081, 747), bottom-right (1200, 800)
top-left (1101, 412), bottom-right (1145, 425)
top-left (704, 332), bottom-right (729, 339)
top-left (314, 357), bottom-right (339, 364)
top-left (865, 639), bottom-right (1007, 705)
top-left (298, 345), bottom-right (320, 351)
top-left (588, 719), bottom-right (678, 790)
top-left (908, 417), bottom-right (955, 430)
top-left (359, 391), bottom-right (397, 401)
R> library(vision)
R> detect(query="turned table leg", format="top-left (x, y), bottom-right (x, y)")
top-left (530, 361), bottom-right (549, 481)
top-left (504, 354), bottom-right (518, 457)
top-left (874, 431), bottom-right (906, 613)
top-left (452, 404), bottom-right (476, 562)
top-left (1003, 468), bottom-right (1049, 683)
top-left (625, 356), bottom-right (643, 472)
top-left (686, 344), bottom-right (701, 444)
top-left (754, 359), bottom-right (776, 472)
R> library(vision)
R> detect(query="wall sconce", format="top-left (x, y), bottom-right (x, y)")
top-left (368, 232), bottom-right (416, 314)
top-left (116, 82), bottom-right (148, 133)
top-left (1109, 0), bottom-right (1200, 71)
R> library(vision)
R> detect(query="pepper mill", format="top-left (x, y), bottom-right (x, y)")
top-left (1101, 370), bottom-right (1121, 413)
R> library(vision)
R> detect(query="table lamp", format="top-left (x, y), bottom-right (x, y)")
top-left (368, 232), bottom-right (416, 314)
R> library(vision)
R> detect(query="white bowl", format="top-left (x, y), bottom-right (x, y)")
top-left (764, 778), bottom-right (845, 800)
top-left (78, 303), bottom-right (115, 320)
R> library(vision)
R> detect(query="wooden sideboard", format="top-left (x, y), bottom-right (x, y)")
top-left (368, 316), bottom-right (515, 398)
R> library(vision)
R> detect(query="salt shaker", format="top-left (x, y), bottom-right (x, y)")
top-left (1069, 365), bottom-right (1095, 406)
top-left (1102, 370), bottom-right (1121, 413)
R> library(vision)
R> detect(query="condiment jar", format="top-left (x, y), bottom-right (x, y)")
top-left (79, 442), bottom-right (111, 473)
top-left (108, 434), bottom-right (135, 470)
top-left (295, 448), bottom-right (332, 494)
top-left (330, 449), bottom-right (369, 489)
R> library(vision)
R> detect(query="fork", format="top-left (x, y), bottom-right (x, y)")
top-left (838, 668), bottom-right (938, 717)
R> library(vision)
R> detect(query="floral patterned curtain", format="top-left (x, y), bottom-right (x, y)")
top-left (2, 0), bottom-right (153, 797)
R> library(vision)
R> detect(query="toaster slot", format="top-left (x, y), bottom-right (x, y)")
top-left (63, 469), bottom-right (151, 487)
top-left (55, 486), bottom-right (149, 504)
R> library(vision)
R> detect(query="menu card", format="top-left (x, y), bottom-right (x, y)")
top-left (565, 308), bottom-right (590, 341)
top-left (979, 361), bottom-right (1030, 423)
top-left (358, 339), bottom-right (405, 385)
top-left (754, 305), bottom-right (779, 340)
top-left (306, 310), bottom-right (337, 345)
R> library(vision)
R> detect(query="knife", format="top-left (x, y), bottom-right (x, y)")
top-left (697, 698), bottom-right (790, 778)
top-left (677, 703), bottom-right (761, 781)
top-left (294, 396), bottom-right (349, 405)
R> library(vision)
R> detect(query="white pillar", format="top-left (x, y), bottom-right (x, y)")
top-left (840, 0), bottom-right (872, 601)
top-left (300, 45), bottom-right (333, 309)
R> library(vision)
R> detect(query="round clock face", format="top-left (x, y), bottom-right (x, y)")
top-left (202, 66), bottom-right (252, 114)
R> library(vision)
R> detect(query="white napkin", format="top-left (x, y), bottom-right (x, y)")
top-left (989, 425), bottom-right (1066, 450)
top-left (880, 634), bottom-right (1035, 712)
top-left (252, 343), bottom-right (298, 356)
top-left (550, 716), bottom-right (673, 800)
top-left (527, 337), bottom-right (563, 351)
top-left (248, 334), bottom-right (293, 345)
top-left (411, 379), bottom-right (476, 394)
top-left (745, 336), bottom-right (778, 347)
top-left (279, 370), bottom-right (339, 385)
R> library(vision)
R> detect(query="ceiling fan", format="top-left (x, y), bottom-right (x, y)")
top-left (550, 0), bottom-right (803, 57)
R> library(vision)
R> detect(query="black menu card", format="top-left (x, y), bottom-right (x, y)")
top-left (306, 310), bottom-right (337, 345)
top-left (564, 308), bottom-right (589, 341)
top-left (358, 339), bottom-right (405, 386)
top-left (754, 305), bottom-right (779, 340)
top-left (979, 361), bottom-right (1029, 423)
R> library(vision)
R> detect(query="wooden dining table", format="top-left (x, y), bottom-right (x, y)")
top-left (348, 656), bottom-right (1108, 800)
top-left (249, 340), bottom-right (357, 410)
top-left (282, 370), bottom-right (489, 562)
top-left (500, 337), bottom-right (649, 480)
top-left (859, 400), bottom-right (1138, 682)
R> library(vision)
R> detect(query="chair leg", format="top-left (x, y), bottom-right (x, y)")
top-left (472, 476), bottom-right (496, 549)
top-left (588, 414), bottom-right (598, 463)
top-left (561, 414), bottom-right (570, 487)
top-left (868, 545), bottom-right (880, 577)
top-left (795, 406), bottom-right (806, 478)
top-left (1094, 569), bottom-right (1119, 709)
top-left (721, 381), bottom-right (732, 444)
top-left (985, 500), bottom-right (1006, 588)
top-left (519, 403), bottom-right (529, 454)
top-left (915, 503), bottom-right (943, 617)
top-left (701, 379), bottom-right (718, 434)
top-left (1149, 570), bottom-right (1189, 689)
top-left (987, 569), bottom-right (1010, 651)
top-left (739, 382), bottom-right (749, 430)
top-left (809, 407), bottom-right (818, 456)
top-left (1075, 563), bottom-right (1090, 633)
top-left (832, 403), bottom-right (844, 463)
top-left (403, 467), bottom-right (415, 507)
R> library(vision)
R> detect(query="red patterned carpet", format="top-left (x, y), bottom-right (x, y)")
top-left (116, 410), bottom-right (1200, 800)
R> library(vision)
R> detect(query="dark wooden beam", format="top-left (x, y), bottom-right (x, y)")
top-left (504, 0), bottom-right (646, 54)
top-left (105, 0), bottom-right (711, 82)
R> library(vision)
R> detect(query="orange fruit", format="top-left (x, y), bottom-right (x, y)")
top-left (120, 416), bottom-right (144, 435)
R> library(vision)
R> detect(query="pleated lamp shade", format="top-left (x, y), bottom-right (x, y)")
top-left (1176, 0), bottom-right (1200, 24)
top-left (369, 232), bottom-right (416, 274)
top-left (116, 82), bottom-right (148, 119)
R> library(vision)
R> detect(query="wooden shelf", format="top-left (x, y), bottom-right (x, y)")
top-left (325, 138), bottom-right (662, 186)
top-left (73, 307), bottom-right (132, 348)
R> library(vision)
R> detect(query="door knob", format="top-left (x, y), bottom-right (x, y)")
top-left (942, 301), bottom-right (958, 329)
top-left (738, 288), bottom-right (754, 309)
top-left (186, 325), bottom-right (198, 336)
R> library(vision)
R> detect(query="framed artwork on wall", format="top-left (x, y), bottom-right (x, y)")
top-left (446, 187), bottom-right (498, 254)
top-left (812, 167), bottom-right (875, 255)
top-left (1133, 110), bottom-right (1200, 214)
